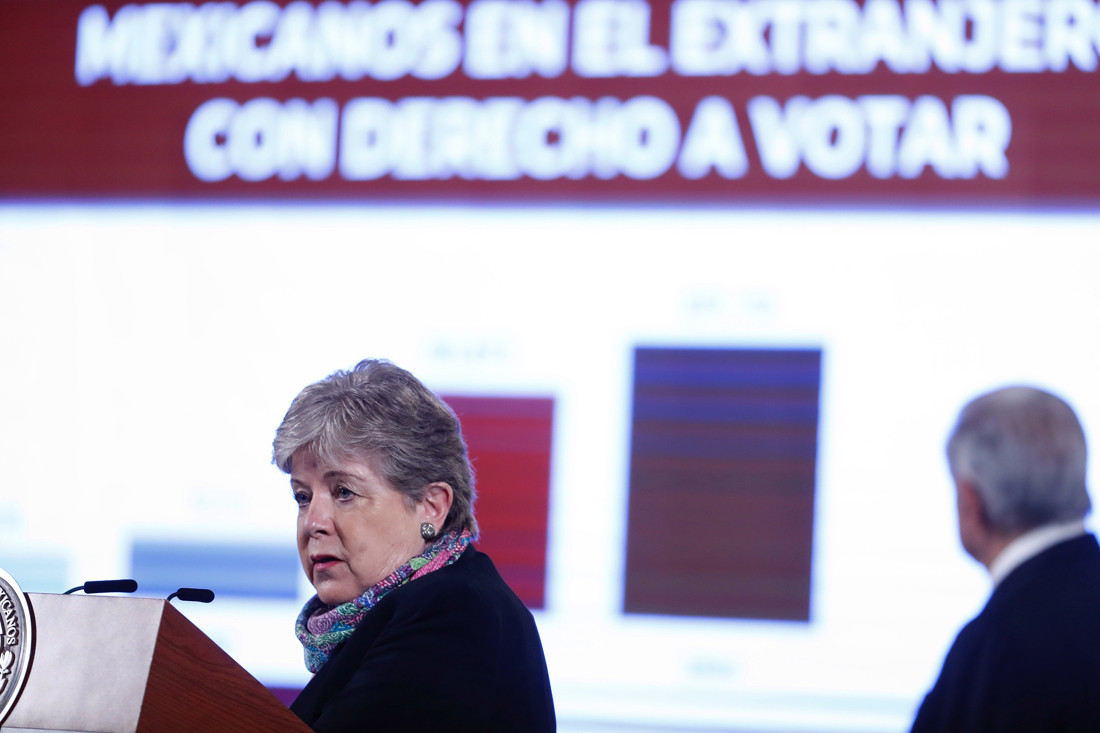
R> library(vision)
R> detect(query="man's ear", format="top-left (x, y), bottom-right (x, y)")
top-left (956, 479), bottom-right (991, 563)
top-left (957, 480), bottom-right (990, 528)
top-left (419, 482), bottom-right (454, 527)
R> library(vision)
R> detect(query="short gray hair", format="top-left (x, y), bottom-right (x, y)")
top-left (947, 386), bottom-right (1090, 532)
top-left (272, 359), bottom-right (477, 537)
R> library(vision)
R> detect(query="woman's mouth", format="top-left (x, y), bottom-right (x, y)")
top-left (312, 555), bottom-right (341, 572)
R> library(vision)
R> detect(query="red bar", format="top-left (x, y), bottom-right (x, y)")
top-left (443, 395), bottom-right (553, 609)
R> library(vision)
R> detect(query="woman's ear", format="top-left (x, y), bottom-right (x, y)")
top-left (419, 482), bottom-right (454, 527)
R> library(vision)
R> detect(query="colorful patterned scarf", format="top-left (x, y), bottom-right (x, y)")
top-left (295, 528), bottom-right (472, 673)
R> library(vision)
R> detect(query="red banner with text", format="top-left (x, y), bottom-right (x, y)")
top-left (1, 0), bottom-right (1098, 201)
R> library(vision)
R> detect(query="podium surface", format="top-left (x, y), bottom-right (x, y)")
top-left (1, 593), bottom-right (310, 733)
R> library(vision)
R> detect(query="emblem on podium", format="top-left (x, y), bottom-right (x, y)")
top-left (0, 567), bottom-right (33, 725)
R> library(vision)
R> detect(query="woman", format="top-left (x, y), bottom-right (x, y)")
top-left (272, 359), bottom-right (556, 733)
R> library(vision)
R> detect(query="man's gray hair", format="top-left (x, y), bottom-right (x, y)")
top-left (947, 386), bottom-right (1090, 532)
top-left (272, 359), bottom-right (478, 537)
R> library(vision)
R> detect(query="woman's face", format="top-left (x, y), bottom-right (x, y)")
top-left (291, 449), bottom-right (426, 606)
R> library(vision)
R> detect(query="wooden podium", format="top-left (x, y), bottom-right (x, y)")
top-left (1, 593), bottom-right (312, 733)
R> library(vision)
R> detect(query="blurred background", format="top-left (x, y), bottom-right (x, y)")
top-left (2, 1), bottom-right (1100, 731)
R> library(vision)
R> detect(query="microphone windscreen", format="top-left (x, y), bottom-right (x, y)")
top-left (176, 588), bottom-right (215, 603)
top-left (82, 579), bottom-right (139, 594)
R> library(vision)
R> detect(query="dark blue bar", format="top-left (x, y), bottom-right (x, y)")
top-left (635, 364), bottom-right (822, 389)
top-left (633, 395), bottom-right (820, 425)
top-left (632, 431), bottom-right (819, 460)
top-left (131, 541), bottom-right (300, 600)
top-left (624, 346), bottom-right (823, 621)
top-left (635, 349), bottom-right (822, 389)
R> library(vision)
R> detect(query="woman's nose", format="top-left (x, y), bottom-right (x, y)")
top-left (303, 497), bottom-right (334, 535)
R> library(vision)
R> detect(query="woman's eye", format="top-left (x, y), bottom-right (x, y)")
top-left (336, 486), bottom-right (355, 501)
top-left (293, 491), bottom-right (310, 507)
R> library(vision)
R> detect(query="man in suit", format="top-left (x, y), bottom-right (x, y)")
top-left (912, 386), bottom-right (1100, 733)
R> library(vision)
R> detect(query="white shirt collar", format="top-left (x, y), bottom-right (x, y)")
top-left (988, 519), bottom-right (1088, 586)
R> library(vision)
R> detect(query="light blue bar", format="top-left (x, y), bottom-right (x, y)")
top-left (131, 541), bottom-right (300, 600)
top-left (0, 553), bottom-right (69, 593)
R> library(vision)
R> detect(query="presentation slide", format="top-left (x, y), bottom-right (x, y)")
top-left (2, 206), bottom-right (1098, 733)
top-left (2, 0), bottom-right (1099, 729)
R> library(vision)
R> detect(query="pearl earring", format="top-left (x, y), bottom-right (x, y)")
top-left (420, 522), bottom-right (437, 540)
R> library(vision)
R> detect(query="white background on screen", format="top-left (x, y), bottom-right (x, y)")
top-left (1, 206), bottom-right (1098, 732)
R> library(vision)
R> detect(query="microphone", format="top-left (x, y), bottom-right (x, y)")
top-left (63, 579), bottom-right (139, 595)
top-left (167, 588), bottom-right (215, 604)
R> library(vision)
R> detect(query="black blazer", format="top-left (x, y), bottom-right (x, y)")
top-left (290, 546), bottom-right (555, 733)
top-left (911, 534), bottom-right (1100, 733)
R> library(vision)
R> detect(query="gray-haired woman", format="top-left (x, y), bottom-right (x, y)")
top-left (273, 359), bottom-right (555, 733)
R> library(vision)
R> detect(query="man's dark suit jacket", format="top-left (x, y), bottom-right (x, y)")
top-left (911, 533), bottom-right (1100, 733)
top-left (291, 546), bottom-right (556, 733)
